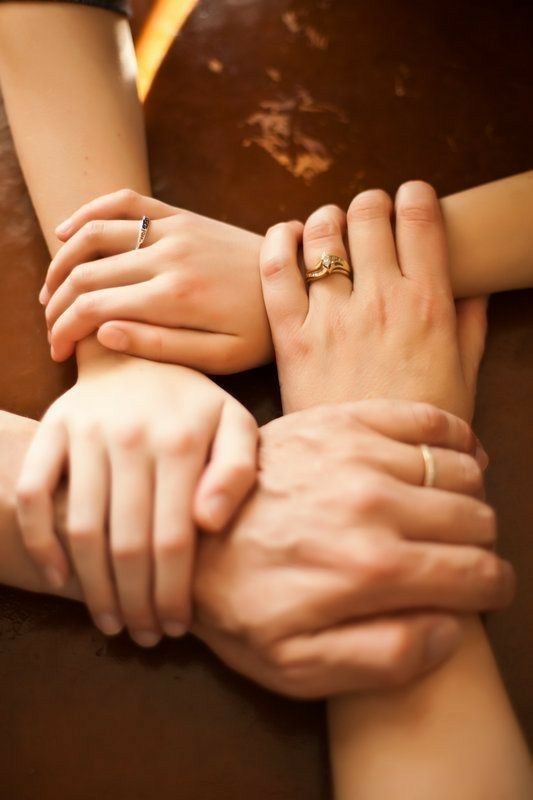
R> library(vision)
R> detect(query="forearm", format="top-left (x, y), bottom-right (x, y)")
top-left (0, 3), bottom-right (150, 257)
top-left (329, 617), bottom-right (532, 799)
top-left (0, 4), bottom-right (150, 367)
top-left (444, 171), bottom-right (533, 297)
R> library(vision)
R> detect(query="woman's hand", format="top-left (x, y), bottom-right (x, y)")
top-left (194, 401), bottom-right (512, 699)
top-left (15, 355), bottom-right (257, 645)
top-left (40, 190), bottom-right (271, 372)
top-left (260, 181), bottom-right (487, 420)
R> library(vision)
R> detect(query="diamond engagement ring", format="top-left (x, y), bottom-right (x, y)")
top-left (305, 251), bottom-right (353, 284)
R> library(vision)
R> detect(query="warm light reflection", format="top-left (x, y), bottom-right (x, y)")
top-left (136, 0), bottom-right (199, 102)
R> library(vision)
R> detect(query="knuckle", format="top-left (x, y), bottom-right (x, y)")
top-left (112, 420), bottom-right (146, 449)
top-left (382, 630), bottom-right (416, 686)
top-left (266, 221), bottom-right (291, 237)
top-left (156, 532), bottom-right (189, 559)
top-left (16, 479), bottom-right (45, 509)
top-left (69, 263), bottom-right (91, 289)
top-left (155, 426), bottom-right (203, 457)
top-left (165, 270), bottom-right (195, 301)
top-left (458, 453), bottom-right (483, 493)
top-left (83, 220), bottom-right (106, 240)
top-left (305, 211), bottom-right (341, 240)
top-left (349, 477), bottom-right (391, 516)
top-left (396, 182), bottom-right (437, 224)
top-left (222, 456), bottom-right (256, 488)
top-left (112, 540), bottom-right (147, 564)
top-left (347, 189), bottom-right (392, 222)
top-left (74, 293), bottom-right (98, 320)
top-left (415, 403), bottom-right (447, 441)
top-left (116, 188), bottom-right (139, 204)
top-left (260, 254), bottom-right (288, 279)
top-left (66, 523), bottom-right (98, 547)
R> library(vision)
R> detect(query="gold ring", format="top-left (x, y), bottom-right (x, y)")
top-left (306, 251), bottom-right (353, 284)
top-left (420, 444), bottom-right (437, 488)
top-left (135, 215), bottom-right (150, 250)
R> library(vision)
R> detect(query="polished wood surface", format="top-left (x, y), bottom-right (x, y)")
top-left (0, 1), bottom-right (531, 797)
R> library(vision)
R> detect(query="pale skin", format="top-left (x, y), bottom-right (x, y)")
top-left (0, 4), bottom-right (261, 645)
top-left (258, 180), bottom-right (533, 797)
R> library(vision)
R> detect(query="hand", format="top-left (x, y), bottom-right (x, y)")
top-left (15, 355), bottom-right (257, 645)
top-left (41, 190), bottom-right (271, 372)
top-left (193, 401), bottom-right (513, 699)
top-left (259, 181), bottom-right (487, 419)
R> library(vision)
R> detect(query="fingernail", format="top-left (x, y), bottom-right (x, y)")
top-left (55, 219), bottom-right (72, 236)
top-left (101, 326), bottom-right (129, 352)
top-left (44, 566), bottom-right (65, 589)
top-left (131, 630), bottom-right (160, 648)
top-left (475, 440), bottom-right (489, 471)
top-left (162, 621), bottom-right (187, 638)
top-left (203, 492), bottom-right (230, 530)
top-left (95, 613), bottom-right (123, 636)
top-left (426, 621), bottom-right (461, 666)
top-left (39, 285), bottom-right (51, 305)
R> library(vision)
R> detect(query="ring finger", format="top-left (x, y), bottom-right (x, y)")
top-left (303, 205), bottom-right (352, 302)
top-left (367, 437), bottom-right (483, 496)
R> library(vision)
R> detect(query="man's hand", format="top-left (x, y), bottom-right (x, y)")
top-left (193, 401), bottom-right (513, 699)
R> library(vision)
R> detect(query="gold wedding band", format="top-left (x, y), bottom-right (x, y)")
top-left (305, 251), bottom-right (353, 284)
top-left (420, 444), bottom-right (437, 488)
top-left (135, 215), bottom-right (150, 249)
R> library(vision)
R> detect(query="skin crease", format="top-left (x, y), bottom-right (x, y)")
top-left (257, 180), bottom-right (533, 798)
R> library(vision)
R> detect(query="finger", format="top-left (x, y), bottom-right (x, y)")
top-left (345, 189), bottom-right (398, 287)
top-left (50, 281), bottom-right (162, 362)
top-left (109, 433), bottom-right (160, 647)
top-left (303, 205), bottom-right (352, 300)
top-left (55, 189), bottom-right (175, 241)
top-left (260, 221), bottom-right (308, 333)
top-left (456, 296), bottom-right (488, 393)
top-left (194, 402), bottom-right (258, 533)
top-left (281, 541), bottom-right (514, 637)
top-left (97, 322), bottom-right (243, 374)
top-left (366, 439), bottom-right (483, 496)
top-left (269, 613), bottom-right (461, 697)
top-left (15, 419), bottom-right (70, 588)
top-left (45, 250), bottom-right (156, 330)
top-left (66, 430), bottom-right (122, 636)
top-left (44, 219), bottom-right (160, 299)
top-left (392, 481), bottom-right (496, 545)
top-left (153, 427), bottom-right (212, 637)
top-left (341, 399), bottom-right (477, 454)
top-left (395, 180), bottom-right (451, 291)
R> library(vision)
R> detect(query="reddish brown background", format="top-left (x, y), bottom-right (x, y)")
top-left (0, 1), bottom-right (531, 797)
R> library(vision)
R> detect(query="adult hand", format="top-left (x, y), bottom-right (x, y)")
top-left (193, 401), bottom-right (512, 699)
top-left (260, 181), bottom-right (487, 419)
top-left (15, 355), bottom-right (257, 645)
top-left (41, 190), bottom-right (271, 372)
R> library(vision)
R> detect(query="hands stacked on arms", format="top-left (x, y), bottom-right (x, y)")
top-left (6, 178), bottom-right (533, 796)
top-left (0, 4), bottom-right (532, 795)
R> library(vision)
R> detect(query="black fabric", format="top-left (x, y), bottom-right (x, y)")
top-left (0, 0), bottom-right (131, 15)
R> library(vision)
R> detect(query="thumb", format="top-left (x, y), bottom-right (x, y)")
top-left (456, 296), bottom-right (488, 395)
top-left (97, 321), bottom-right (239, 373)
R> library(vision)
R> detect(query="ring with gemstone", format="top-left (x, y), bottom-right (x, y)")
top-left (306, 251), bottom-right (353, 283)
top-left (134, 215), bottom-right (150, 250)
